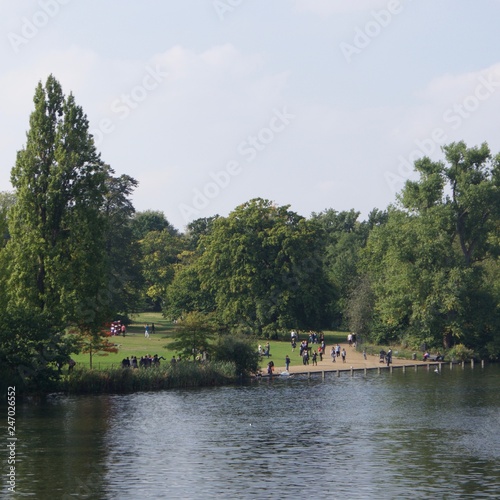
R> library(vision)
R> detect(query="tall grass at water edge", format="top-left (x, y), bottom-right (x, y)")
top-left (61, 361), bottom-right (237, 394)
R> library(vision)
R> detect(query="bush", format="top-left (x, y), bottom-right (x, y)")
top-left (213, 335), bottom-right (260, 377)
top-left (447, 344), bottom-right (475, 362)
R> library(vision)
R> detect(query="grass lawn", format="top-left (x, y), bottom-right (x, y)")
top-left (71, 313), bottom-right (349, 371)
top-left (72, 312), bottom-right (177, 369)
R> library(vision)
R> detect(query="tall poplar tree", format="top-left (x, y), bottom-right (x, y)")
top-left (7, 75), bottom-right (110, 329)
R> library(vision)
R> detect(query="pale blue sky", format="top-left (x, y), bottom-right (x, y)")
top-left (1, 0), bottom-right (500, 230)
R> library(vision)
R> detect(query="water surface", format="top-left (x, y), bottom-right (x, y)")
top-left (9, 364), bottom-right (500, 499)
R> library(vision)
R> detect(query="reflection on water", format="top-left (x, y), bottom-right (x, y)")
top-left (9, 365), bottom-right (500, 499)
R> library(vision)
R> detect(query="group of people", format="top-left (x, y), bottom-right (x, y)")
top-left (379, 349), bottom-right (392, 366)
top-left (329, 344), bottom-right (347, 363)
top-left (290, 332), bottom-right (352, 368)
top-left (258, 342), bottom-right (271, 357)
top-left (121, 354), bottom-right (165, 368)
top-left (280, 331), bottom-right (363, 372)
top-left (110, 320), bottom-right (126, 337)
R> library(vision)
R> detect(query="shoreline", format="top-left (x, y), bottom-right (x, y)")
top-left (262, 342), bottom-right (477, 376)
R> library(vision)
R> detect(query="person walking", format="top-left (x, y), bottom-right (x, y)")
top-left (265, 342), bottom-right (270, 357)
top-left (302, 350), bottom-right (309, 365)
top-left (312, 350), bottom-right (318, 366)
top-left (330, 346), bottom-right (336, 362)
top-left (285, 355), bottom-right (290, 371)
top-left (144, 324), bottom-right (150, 338)
top-left (341, 348), bottom-right (346, 363)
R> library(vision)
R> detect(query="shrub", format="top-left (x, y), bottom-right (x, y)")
top-left (447, 344), bottom-right (475, 362)
top-left (213, 335), bottom-right (260, 377)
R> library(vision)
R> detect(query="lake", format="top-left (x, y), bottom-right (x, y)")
top-left (7, 364), bottom-right (500, 499)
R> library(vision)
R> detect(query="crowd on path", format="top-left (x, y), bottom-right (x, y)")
top-left (264, 330), bottom-right (363, 376)
top-left (295, 331), bottom-right (352, 367)
top-left (277, 330), bottom-right (404, 374)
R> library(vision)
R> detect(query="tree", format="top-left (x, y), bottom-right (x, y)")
top-left (102, 174), bottom-right (142, 315)
top-left (130, 210), bottom-right (178, 240)
top-left (0, 307), bottom-right (77, 392)
top-left (400, 142), bottom-right (500, 267)
top-left (164, 250), bottom-right (215, 320)
top-left (363, 142), bottom-right (500, 351)
top-left (0, 191), bottom-right (15, 248)
top-left (7, 75), bottom-right (112, 332)
top-left (311, 208), bottom-right (386, 327)
top-left (184, 216), bottom-right (219, 250)
top-left (0, 192), bottom-right (16, 312)
top-left (196, 198), bottom-right (333, 336)
top-left (139, 229), bottom-right (186, 310)
top-left (344, 275), bottom-right (374, 344)
top-left (77, 330), bottom-right (118, 369)
top-left (168, 311), bottom-right (215, 361)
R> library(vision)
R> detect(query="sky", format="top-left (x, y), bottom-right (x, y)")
top-left (1, 0), bottom-right (500, 231)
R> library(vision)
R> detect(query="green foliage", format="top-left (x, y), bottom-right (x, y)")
top-left (76, 329), bottom-right (119, 369)
top-left (168, 311), bottom-right (216, 360)
top-left (7, 75), bottom-right (109, 328)
top-left (362, 142), bottom-right (500, 351)
top-left (311, 208), bottom-right (386, 327)
top-left (213, 334), bottom-right (260, 377)
top-left (194, 198), bottom-right (333, 334)
top-left (130, 210), bottom-right (178, 240)
top-left (139, 229), bottom-right (186, 310)
top-left (164, 251), bottom-right (215, 319)
top-left (0, 191), bottom-right (15, 248)
top-left (102, 174), bottom-right (142, 315)
top-left (0, 307), bottom-right (77, 393)
top-left (344, 275), bottom-right (374, 343)
top-left (184, 216), bottom-right (219, 250)
top-left (447, 344), bottom-right (475, 362)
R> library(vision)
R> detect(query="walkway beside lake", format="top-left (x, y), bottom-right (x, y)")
top-left (271, 343), bottom-right (430, 375)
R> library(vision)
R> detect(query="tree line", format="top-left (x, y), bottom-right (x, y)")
top-left (1, 76), bottom-right (499, 388)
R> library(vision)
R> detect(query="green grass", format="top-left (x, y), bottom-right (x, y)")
top-left (71, 315), bottom-right (349, 371)
top-left (72, 312), bottom-right (177, 369)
